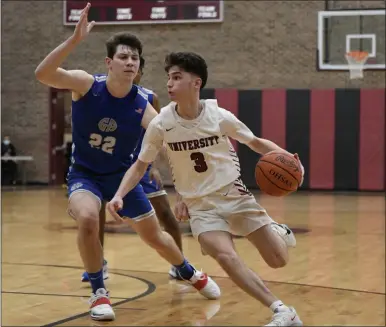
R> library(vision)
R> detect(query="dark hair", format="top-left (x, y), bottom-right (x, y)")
top-left (139, 56), bottom-right (145, 71)
top-left (164, 52), bottom-right (208, 89)
top-left (105, 32), bottom-right (143, 59)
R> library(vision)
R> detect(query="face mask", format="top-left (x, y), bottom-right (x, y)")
top-left (3, 140), bottom-right (10, 145)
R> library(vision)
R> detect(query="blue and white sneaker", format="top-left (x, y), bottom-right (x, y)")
top-left (169, 263), bottom-right (200, 281)
top-left (81, 260), bottom-right (109, 282)
top-left (169, 266), bottom-right (184, 281)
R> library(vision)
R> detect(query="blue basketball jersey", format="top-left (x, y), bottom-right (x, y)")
top-left (137, 85), bottom-right (154, 105)
top-left (70, 75), bottom-right (148, 174)
top-left (132, 85), bottom-right (154, 162)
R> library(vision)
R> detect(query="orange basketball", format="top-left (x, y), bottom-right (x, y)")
top-left (255, 151), bottom-right (302, 197)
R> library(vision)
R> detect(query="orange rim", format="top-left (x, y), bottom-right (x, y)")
top-left (346, 51), bottom-right (369, 62)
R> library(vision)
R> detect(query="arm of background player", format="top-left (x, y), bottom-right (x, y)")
top-left (115, 117), bottom-right (164, 198)
top-left (141, 102), bottom-right (159, 129)
top-left (147, 93), bottom-right (164, 171)
top-left (141, 100), bottom-right (164, 185)
top-left (219, 108), bottom-right (285, 155)
top-left (34, 3), bottom-right (95, 94)
top-left (152, 93), bottom-right (161, 113)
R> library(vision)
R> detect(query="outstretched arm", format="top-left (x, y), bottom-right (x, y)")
top-left (115, 159), bottom-right (150, 199)
top-left (35, 2), bottom-right (95, 95)
top-left (219, 108), bottom-right (304, 182)
top-left (107, 117), bottom-right (164, 220)
top-left (246, 137), bottom-right (284, 155)
top-left (220, 108), bottom-right (287, 155)
top-left (106, 159), bottom-right (149, 222)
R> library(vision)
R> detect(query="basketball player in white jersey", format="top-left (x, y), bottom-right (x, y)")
top-left (107, 52), bottom-right (304, 326)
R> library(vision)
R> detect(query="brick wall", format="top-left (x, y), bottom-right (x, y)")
top-left (2, 1), bottom-right (385, 182)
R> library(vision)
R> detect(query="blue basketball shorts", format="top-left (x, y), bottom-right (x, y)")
top-left (67, 165), bottom-right (154, 220)
top-left (140, 166), bottom-right (167, 199)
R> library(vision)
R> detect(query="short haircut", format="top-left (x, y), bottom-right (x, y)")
top-left (106, 32), bottom-right (143, 58)
top-left (164, 52), bottom-right (208, 89)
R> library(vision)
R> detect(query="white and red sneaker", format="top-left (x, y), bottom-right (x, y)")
top-left (271, 223), bottom-right (297, 248)
top-left (89, 288), bottom-right (115, 321)
top-left (186, 270), bottom-right (221, 300)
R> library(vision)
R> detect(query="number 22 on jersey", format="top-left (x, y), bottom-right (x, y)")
top-left (89, 133), bottom-right (116, 154)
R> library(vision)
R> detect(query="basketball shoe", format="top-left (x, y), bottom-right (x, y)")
top-left (177, 268), bottom-right (221, 300)
top-left (169, 265), bottom-right (184, 280)
top-left (89, 288), bottom-right (115, 321)
top-left (265, 306), bottom-right (303, 326)
top-left (271, 223), bottom-right (296, 248)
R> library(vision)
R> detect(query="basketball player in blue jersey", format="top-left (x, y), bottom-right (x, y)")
top-left (80, 56), bottom-right (185, 283)
top-left (35, 3), bottom-right (220, 321)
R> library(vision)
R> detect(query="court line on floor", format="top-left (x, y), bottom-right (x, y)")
top-left (4, 261), bottom-right (385, 296)
top-left (127, 269), bottom-right (385, 296)
top-left (2, 262), bottom-right (156, 327)
top-left (2, 290), bottom-right (128, 300)
top-left (44, 271), bottom-right (156, 327)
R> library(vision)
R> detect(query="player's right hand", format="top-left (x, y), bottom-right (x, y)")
top-left (293, 153), bottom-right (305, 186)
top-left (72, 3), bottom-right (95, 43)
top-left (174, 201), bottom-right (190, 222)
top-left (107, 195), bottom-right (124, 222)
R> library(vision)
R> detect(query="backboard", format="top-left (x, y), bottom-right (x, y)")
top-left (317, 9), bottom-right (385, 70)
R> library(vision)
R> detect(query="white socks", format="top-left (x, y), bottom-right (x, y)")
top-left (270, 300), bottom-right (290, 313)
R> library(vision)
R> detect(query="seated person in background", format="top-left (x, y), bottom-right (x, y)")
top-left (1, 136), bottom-right (18, 185)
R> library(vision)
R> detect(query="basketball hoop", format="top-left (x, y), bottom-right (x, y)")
top-left (345, 51), bottom-right (369, 79)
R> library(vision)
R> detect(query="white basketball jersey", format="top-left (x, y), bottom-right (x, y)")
top-left (160, 100), bottom-right (241, 198)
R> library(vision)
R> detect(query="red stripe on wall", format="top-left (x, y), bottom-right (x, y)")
top-left (215, 88), bottom-right (239, 151)
top-left (309, 89), bottom-right (335, 189)
top-left (261, 89), bottom-right (286, 148)
top-left (359, 89), bottom-right (385, 191)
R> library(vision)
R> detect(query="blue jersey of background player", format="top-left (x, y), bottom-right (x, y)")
top-left (34, 6), bottom-right (210, 320)
top-left (132, 57), bottom-right (165, 198)
top-left (84, 56), bottom-right (185, 284)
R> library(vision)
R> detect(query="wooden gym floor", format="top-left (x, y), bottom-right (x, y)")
top-left (1, 187), bottom-right (385, 326)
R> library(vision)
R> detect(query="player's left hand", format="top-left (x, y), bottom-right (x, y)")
top-left (174, 201), bottom-right (190, 221)
top-left (149, 167), bottom-right (163, 189)
top-left (72, 3), bottom-right (95, 43)
top-left (107, 195), bottom-right (124, 222)
top-left (293, 153), bottom-right (305, 186)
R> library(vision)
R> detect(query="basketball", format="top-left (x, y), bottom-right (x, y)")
top-left (255, 151), bottom-right (302, 197)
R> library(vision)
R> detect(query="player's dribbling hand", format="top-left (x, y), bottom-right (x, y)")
top-left (174, 201), bottom-right (190, 222)
top-left (72, 3), bottom-right (96, 43)
top-left (107, 195), bottom-right (124, 222)
top-left (293, 153), bottom-right (305, 186)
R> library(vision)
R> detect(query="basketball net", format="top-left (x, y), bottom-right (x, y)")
top-left (345, 51), bottom-right (369, 79)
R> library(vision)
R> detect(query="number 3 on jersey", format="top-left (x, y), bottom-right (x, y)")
top-left (89, 133), bottom-right (116, 154)
top-left (190, 152), bottom-right (208, 173)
